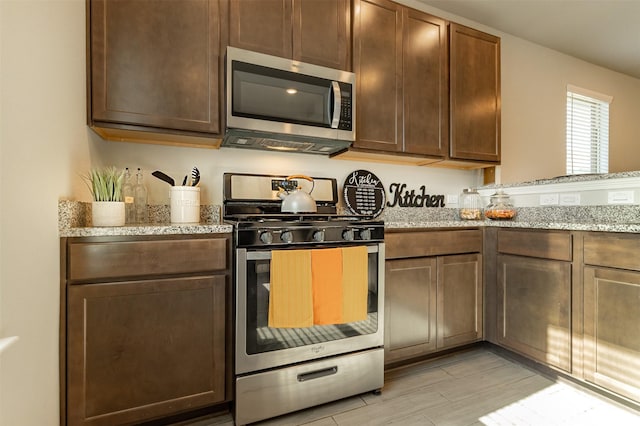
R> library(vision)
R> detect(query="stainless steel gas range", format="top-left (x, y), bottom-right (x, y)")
top-left (223, 173), bottom-right (385, 425)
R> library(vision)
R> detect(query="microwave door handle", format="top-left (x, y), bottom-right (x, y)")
top-left (330, 81), bottom-right (341, 129)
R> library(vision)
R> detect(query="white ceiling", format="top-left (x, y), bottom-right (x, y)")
top-left (418, 0), bottom-right (640, 80)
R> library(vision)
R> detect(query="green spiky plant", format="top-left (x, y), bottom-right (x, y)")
top-left (83, 167), bottom-right (125, 202)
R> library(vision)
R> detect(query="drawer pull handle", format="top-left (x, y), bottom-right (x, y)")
top-left (297, 366), bottom-right (338, 382)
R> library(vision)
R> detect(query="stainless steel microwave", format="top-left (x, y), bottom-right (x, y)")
top-left (223, 47), bottom-right (355, 155)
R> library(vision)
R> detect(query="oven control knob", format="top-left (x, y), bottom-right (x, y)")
top-left (313, 229), bottom-right (325, 242)
top-left (342, 228), bottom-right (354, 241)
top-left (359, 228), bottom-right (372, 241)
top-left (280, 230), bottom-right (293, 244)
top-left (259, 231), bottom-right (273, 244)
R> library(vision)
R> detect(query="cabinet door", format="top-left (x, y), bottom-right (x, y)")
top-left (90, 0), bottom-right (221, 134)
top-left (229, 0), bottom-right (293, 58)
top-left (385, 257), bottom-right (437, 364)
top-left (497, 254), bottom-right (571, 372)
top-left (67, 276), bottom-right (226, 426)
top-left (449, 23), bottom-right (500, 162)
top-left (437, 254), bottom-right (483, 349)
top-left (403, 9), bottom-right (447, 156)
top-left (584, 267), bottom-right (640, 402)
top-left (293, 0), bottom-right (351, 70)
top-left (352, 0), bottom-right (403, 152)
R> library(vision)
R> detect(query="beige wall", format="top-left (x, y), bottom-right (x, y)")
top-left (500, 35), bottom-right (640, 183)
top-left (1, 1), bottom-right (639, 425)
top-left (1, 1), bottom-right (90, 425)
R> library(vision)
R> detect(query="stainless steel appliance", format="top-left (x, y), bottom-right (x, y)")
top-left (224, 173), bottom-right (384, 425)
top-left (223, 47), bottom-right (355, 155)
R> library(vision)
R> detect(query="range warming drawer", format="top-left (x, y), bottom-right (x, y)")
top-left (235, 348), bottom-right (384, 425)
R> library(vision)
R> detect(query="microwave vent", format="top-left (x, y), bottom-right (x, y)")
top-left (222, 128), bottom-right (351, 155)
top-left (258, 139), bottom-right (314, 151)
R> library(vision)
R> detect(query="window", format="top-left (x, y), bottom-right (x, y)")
top-left (566, 85), bottom-right (612, 175)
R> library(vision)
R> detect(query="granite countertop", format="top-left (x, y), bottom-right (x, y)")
top-left (381, 204), bottom-right (640, 234)
top-left (60, 200), bottom-right (640, 237)
top-left (61, 222), bottom-right (233, 238)
top-left (58, 200), bottom-right (232, 237)
top-left (384, 219), bottom-right (640, 233)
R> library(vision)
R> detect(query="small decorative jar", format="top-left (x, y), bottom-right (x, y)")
top-left (485, 189), bottom-right (517, 220)
top-left (459, 188), bottom-right (483, 220)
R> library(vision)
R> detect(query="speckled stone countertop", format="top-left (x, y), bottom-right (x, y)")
top-left (381, 205), bottom-right (640, 234)
top-left (59, 200), bottom-right (232, 237)
top-left (481, 170), bottom-right (640, 189)
top-left (60, 199), bottom-right (640, 237)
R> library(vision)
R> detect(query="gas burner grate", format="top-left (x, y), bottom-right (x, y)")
top-left (227, 213), bottom-right (376, 223)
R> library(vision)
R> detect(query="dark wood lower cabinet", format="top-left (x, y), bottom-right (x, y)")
top-left (385, 257), bottom-right (438, 363)
top-left (385, 230), bottom-right (483, 365)
top-left (584, 266), bottom-right (640, 402)
top-left (62, 235), bottom-right (231, 426)
top-left (497, 254), bottom-right (572, 372)
top-left (67, 276), bottom-right (226, 425)
top-left (437, 254), bottom-right (483, 349)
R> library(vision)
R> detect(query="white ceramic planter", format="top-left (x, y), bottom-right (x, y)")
top-left (92, 201), bottom-right (126, 227)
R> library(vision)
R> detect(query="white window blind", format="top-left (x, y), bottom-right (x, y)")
top-left (566, 85), bottom-right (612, 175)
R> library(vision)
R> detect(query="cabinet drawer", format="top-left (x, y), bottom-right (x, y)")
top-left (386, 229), bottom-right (482, 259)
top-left (498, 229), bottom-right (572, 261)
top-left (584, 233), bottom-right (640, 271)
top-left (68, 237), bottom-right (229, 281)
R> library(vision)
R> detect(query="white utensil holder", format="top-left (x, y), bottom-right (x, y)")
top-left (170, 186), bottom-right (200, 224)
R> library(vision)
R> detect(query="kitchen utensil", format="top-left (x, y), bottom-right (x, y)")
top-left (277, 175), bottom-right (317, 213)
top-left (191, 167), bottom-right (200, 186)
top-left (182, 175), bottom-right (188, 186)
top-left (151, 170), bottom-right (175, 186)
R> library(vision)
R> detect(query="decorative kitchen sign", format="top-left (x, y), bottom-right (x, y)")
top-left (343, 170), bottom-right (386, 217)
top-left (386, 183), bottom-right (446, 208)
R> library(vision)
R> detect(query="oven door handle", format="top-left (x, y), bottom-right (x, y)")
top-left (245, 244), bottom-right (380, 260)
top-left (297, 366), bottom-right (338, 382)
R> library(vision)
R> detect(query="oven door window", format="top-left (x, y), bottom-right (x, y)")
top-left (245, 252), bottom-right (379, 355)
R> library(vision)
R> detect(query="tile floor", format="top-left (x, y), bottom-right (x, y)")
top-left (185, 347), bottom-right (640, 426)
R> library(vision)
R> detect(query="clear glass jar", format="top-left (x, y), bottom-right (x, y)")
top-left (459, 188), bottom-right (483, 220)
top-left (485, 189), bottom-right (517, 220)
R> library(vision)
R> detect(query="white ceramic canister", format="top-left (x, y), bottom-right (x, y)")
top-left (170, 186), bottom-right (201, 224)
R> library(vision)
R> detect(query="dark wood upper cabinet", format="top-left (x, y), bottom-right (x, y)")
top-left (293, 0), bottom-right (351, 70)
top-left (352, 0), bottom-right (402, 153)
top-left (449, 23), bottom-right (501, 164)
top-left (403, 8), bottom-right (448, 157)
top-left (229, 0), bottom-right (351, 70)
top-left (88, 0), bottom-right (225, 146)
top-left (351, 0), bottom-right (447, 160)
top-left (229, 0), bottom-right (292, 58)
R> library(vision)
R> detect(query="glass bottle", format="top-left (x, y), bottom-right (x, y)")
top-left (459, 188), bottom-right (483, 220)
top-left (485, 189), bottom-right (517, 220)
top-left (133, 168), bottom-right (148, 223)
top-left (122, 168), bottom-right (135, 224)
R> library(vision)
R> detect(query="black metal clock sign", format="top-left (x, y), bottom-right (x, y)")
top-left (343, 170), bottom-right (386, 217)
